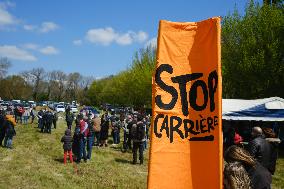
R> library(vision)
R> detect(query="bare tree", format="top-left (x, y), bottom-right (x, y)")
top-left (66, 72), bottom-right (82, 101)
top-left (21, 68), bottom-right (46, 101)
top-left (0, 57), bottom-right (11, 79)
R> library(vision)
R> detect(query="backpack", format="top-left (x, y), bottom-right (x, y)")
top-left (131, 122), bottom-right (145, 141)
top-left (88, 120), bottom-right (94, 135)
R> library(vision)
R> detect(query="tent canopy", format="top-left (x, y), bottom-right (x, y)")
top-left (222, 97), bottom-right (284, 121)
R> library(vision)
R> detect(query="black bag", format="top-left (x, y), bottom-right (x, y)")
top-left (131, 122), bottom-right (145, 141)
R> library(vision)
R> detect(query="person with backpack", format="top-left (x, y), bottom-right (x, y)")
top-left (93, 114), bottom-right (101, 146)
top-left (131, 114), bottom-right (146, 165)
top-left (111, 116), bottom-right (121, 145)
top-left (61, 129), bottom-right (73, 164)
top-left (86, 117), bottom-right (94, 160)
top-left (65, 108), bottom-right (74, 130)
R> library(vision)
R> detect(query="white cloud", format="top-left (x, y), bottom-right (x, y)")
top-left (23, 24), bottom-right (36, 31)
top-left (39, 46), bottom-right (59, 55)
top-left (0, 2), bottom-right (18, 26)
top-left (116, 33), bottom-right (133, 45)
top-left (23, 22), bottom-right (59, 33)
top-left (0, 45), bottom-right (37, 61)
top-left (22, 43), bottom-right (38, 50)
top-left (73, 39), bottom-right (82, 46)
top-left (135, 31), bottom-right (148, 42)
top-left (145, 37), bottom-right (157, 49)
top-left (86, 27), bottom-right (117, 46)
top-left (39, 22), bottom-right (59, 33)
top-left (85, 27), bottom-right (148, 46)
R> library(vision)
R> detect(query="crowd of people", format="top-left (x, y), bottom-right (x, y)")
top-left (224, 126), bottom-right (281, 189)
top-left (0, 104), bottom-right (282, 188)
top-left (60, 108), bottom-right (151, 165)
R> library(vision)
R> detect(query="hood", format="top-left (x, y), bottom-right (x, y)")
top-left (65, 129), bottom-right (71, 136)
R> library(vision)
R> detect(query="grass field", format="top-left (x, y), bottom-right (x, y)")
top-left (0, 119), bottom-right (283, 189)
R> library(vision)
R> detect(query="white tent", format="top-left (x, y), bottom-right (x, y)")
top-left (222, 97), bottom-right (284, 121)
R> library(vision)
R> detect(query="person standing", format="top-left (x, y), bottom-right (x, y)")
top-left (4, 115), bottom-right (16, 149)
top-left (86, 117), bottom-right (94, 160)
top-left (247, 127), bottom-right (272, 171)
top-left (65, 108), bottom-right (74, 130)
top-left (262, 127), bottom-right (281, 175)
top-left (30, 107), bottom-right (35, 124)
top-left (93, 114), bottom-right (101, 146)
top-left (53, 111), bottom-right (58, 129)
top-left (61, 129), bottom-right (73, 164)
top-left (131, 115), bottom-right (146, 165)
top-left (77, 115), bottom-right (88, 163)
top-left (0, 110), bottom-right (6, 146)
top-left (100, 112), bottom-right (109, 147)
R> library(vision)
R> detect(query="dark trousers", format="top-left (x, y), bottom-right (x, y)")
top-left (53, 120), bottom-right (57, 129)
top-left (94, 132), bottom-right (100, 146)
top-left (87, 135), bottom-right (94, 159)
top-left (132, 141), bottom-right (144, 164)
top-left (67, 122), bottom-right (72, 130)
top-left (45, 122), bottom-right (52, 133)
top-left (113, 131), bottom-right (120, 144)
top-left (0, 131), bottom-right (5, 146)
top-left (78, 138), bottom-right (87, 162)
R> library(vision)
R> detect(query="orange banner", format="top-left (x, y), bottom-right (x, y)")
top-left (148, 17), bottom-right (222, 189)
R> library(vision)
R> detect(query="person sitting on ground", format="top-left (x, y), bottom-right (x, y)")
top-left (61, 129), bottom-right (73, 164)
top-left (225, 145), bottom-right (272, 189)
top-left (247, 127), bottom-right (272, 172)
top-left (262, 127), bottom-right (281, 175)
top-left (224, 161), bottom-right (251, 189)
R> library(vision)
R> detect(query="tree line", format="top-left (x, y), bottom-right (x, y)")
top-left (0, 57), bottom-right (94, 103)
top-left (1, 1), bottom-right (283, 108)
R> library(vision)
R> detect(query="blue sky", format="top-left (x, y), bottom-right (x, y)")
top-left (0, 0), bottom-right (255, 78)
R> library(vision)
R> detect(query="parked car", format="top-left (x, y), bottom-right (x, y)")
top-left (70, 105), bottom-right (78, 113)
top-left (80, 106), bottom-right (100, 117)
top-left (56, 105), bottom-right (65, 113)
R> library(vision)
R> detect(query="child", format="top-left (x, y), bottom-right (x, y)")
top-left (61, 129), bottom-right (73, 164)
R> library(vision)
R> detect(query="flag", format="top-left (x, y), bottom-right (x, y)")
top-left (148, 17), bottom-right (222, 189)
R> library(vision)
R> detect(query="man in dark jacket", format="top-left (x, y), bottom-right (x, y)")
top-left (65, 109), bottom-right (74, 130)
top-left (247, 127), bottom-right (272, 171)
top-left (61, 129), bottom-right (73, 164)
top-left (131, 114), bottom-right (146, 165)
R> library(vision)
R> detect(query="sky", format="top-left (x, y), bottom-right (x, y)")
top-left (0, 0), bottom-right (255, 78)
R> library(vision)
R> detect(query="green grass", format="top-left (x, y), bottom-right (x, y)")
top-left (0, 120), bottom-right (283, 188)
top-left (0, 120), bottom-right (148, 189)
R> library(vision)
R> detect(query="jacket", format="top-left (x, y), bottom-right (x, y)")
top-left (247, 136), bottom-right (272, 171)
top-left (61, 129), bottom-right (73, 151)
top-left (247, 163), bottom-right (272, 189)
